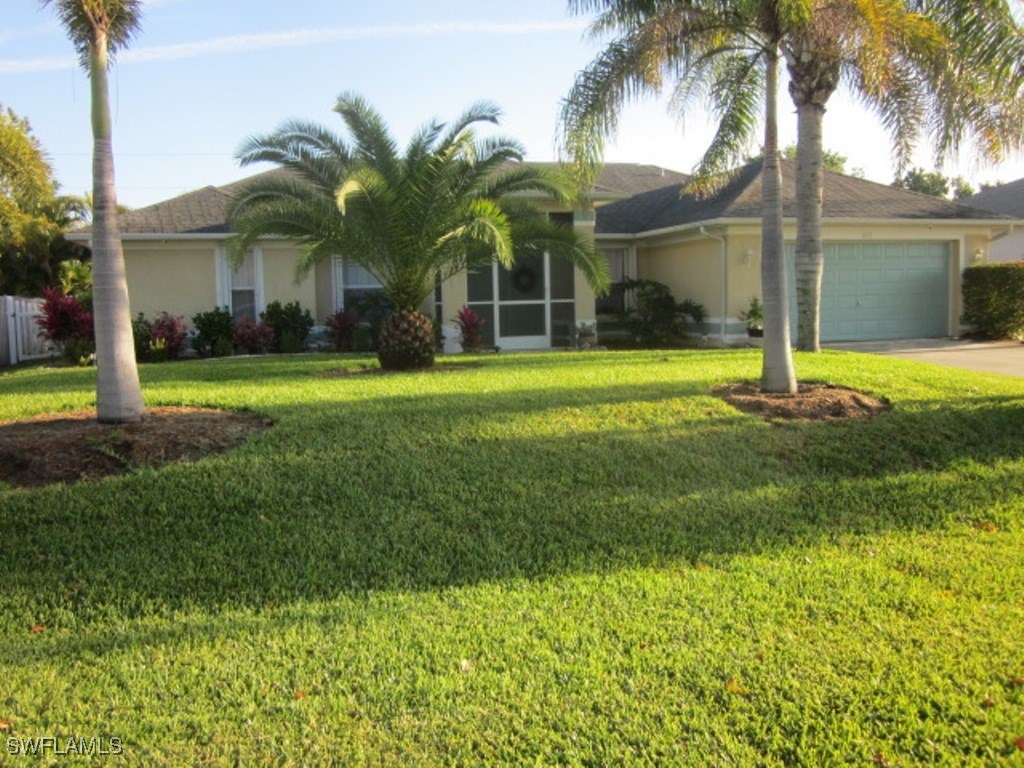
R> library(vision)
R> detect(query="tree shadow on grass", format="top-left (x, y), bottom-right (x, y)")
top-left (0, 381), bottom-right (1022, 629)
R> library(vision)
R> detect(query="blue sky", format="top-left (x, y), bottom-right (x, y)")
top-left (2, 0), bottom-right (1021, 209)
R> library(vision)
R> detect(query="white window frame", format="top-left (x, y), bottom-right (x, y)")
top-left (216, 246), bottom-right (265, 319)
top-left (332, 256), bottom-right (383, 311)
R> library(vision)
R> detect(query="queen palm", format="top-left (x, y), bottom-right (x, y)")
top-left (229, 93), bottom-right (609, 370)
top-left (561, 0), bottom-right (798, 392)
top-left (788, 0), bottom-right (1024, 351)
top-left (43, 0), bottom-right (144, 422)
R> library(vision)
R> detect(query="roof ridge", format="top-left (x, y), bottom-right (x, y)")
top-left (815, 163), bottom-right (1002, 217)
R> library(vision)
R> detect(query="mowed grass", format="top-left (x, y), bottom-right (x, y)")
top-left (1, 349), bottom-right (1023, 766)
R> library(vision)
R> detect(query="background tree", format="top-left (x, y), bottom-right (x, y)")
top-left (229, 93), bottom-right (609, 370)
top-left (893, 167), bottom-right (975, 200)
top-left (748, 144), bottom-right (848, 173)
top-left (560, 0), bottom-right (797, 392)
top-left (0, 104), bottom-right (90, 296)
top-left (43, 0), bottom-right (145, 422)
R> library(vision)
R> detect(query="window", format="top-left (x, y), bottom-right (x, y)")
top-left (217, 247), bottom-right (263, 322)
top-left (596, 247), bottom-right (630, 316)
top-left (230, 250), bottom-right (257, 323)
top-left (333, 257), bottom-right (384, 311)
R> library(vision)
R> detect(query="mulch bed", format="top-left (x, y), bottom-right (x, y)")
top-left (0, 407), bottom-right (271, 489)
top-left (713, 381), bottom-right (890, 422)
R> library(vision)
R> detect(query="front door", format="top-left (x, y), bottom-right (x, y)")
top-left (495, 253), bottom-right (548, 349)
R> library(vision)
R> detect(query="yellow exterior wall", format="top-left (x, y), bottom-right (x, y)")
top-left (123, 241), bottom-right (318, 329)
top-left (637, 238), bottom-right (724, 317)
top-left (574, 218), bottom-right (598, 324)
top-left (726, 233), bottom-right (761, 318)
top-left (260, 244), bottom-right (317, 317)
top-left (123, 242), bottom-right (218, 324)
top-left (313, 259), bottom-right (334, 323)
top-left (440, 270), bottom-right (468, 325)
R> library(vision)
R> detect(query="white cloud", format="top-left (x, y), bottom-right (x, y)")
top-left (0, 20), bottom-right (586, 75)
top-left (0, 21), bottom-right (59, 47)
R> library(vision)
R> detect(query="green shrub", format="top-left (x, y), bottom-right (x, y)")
top-left (261, 301), bottom-right (314, 353)
top-left (212, 336), bottom-right (234, 358)
top-left (962, 262), bottom-right (1024, 339)
top-left (132, 313), bottom-right (154, 361)
top-left (192, 307), bottom-right (234, 357)
top-left (678, 299), bottom-right (707, 331)
top-left (620, 280), bottom-right (706, 345)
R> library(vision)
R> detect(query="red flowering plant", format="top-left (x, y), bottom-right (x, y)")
top-left (232, 317), bottom-right (275, 355)
top-left (151, 312), bottom-right (188, 360)
top-left (326, 309), bottom-right (360, 352)
top-left (37, 286), bottom-right (94, 363)
top-left (455, 305), bottom-right (485, 351)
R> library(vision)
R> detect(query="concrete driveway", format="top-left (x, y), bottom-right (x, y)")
top-left (826, 338), bottom-right (1024, 377)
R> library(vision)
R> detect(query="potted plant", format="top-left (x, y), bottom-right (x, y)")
top-left (740, 297), bottom-right (764, 338)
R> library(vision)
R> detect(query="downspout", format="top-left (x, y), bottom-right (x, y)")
top-left (701, 226), bottom-right (727, 340)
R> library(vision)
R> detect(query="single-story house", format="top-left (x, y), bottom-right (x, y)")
top-left (69, 159), bottom-right (1017, 350)
top-left (598, 160), bottom-right (1017, 342)
top-left (962, 179), bottom-right (1024, 262)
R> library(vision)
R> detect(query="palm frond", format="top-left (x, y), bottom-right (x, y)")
top-left (333, 92), bottom-right (400, 184)
top-left (42, 0), bottom-right (143, 66)
top-left (687, 51), bottom-right (765, 195)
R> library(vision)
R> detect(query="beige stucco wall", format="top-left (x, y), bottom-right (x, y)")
top-left (574, 218), bottom-right (598, 325)
top-left (123, 242), bottom-right (218, 324)
top-left (637, 238), bottom-right (725, 318)
top-left (122, 240), bottom-right (320, 329)
top-left (725, 233), bottom-right (761, 318)
top-left (439, 270), bottom-right (468, 326)
top-left (314, 259), bottom-right (334, 323)
top-left (990, 231), bottom-right (1024, 263)
top-left (259, 244), bottom-right (317, 317)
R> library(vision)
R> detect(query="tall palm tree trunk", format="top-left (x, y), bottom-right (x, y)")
top-left (89, 30), bottom-right (144, 422)
top-left (760, 49), bottom-right (797, 394)
top-left (794, 100), bottom-right (825, 352)
top-left (788, 47), bottom-right (838, 354)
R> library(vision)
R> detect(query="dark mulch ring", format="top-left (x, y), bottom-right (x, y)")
top-left (0, 407), bottom-right (272, 489)
top-left (714, 381), bottom-right (891, 422)
top-left (315, 362), bottom-right (481, 378)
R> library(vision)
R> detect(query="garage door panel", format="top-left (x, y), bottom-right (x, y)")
top-left (787, 242), bottom-right (949, 341)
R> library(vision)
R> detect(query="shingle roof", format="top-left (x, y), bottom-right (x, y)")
top-left (115, 185), bottom-right (234, 235)
top-left (94, 163), bottom-right (691, 236)
top-left (962, 178), bottom-right (1024, 217)
top-left (596, 159), bottom-right (1011, 235)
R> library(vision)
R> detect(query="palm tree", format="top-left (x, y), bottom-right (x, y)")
top-left (561, 0), bottom-right (797, 392)
top-left (44, 0), bottom-right (144, 422)
top-left (787, 0), bottom-right (1024, 351)
top-left (229, 93), bottom-right (609, 370)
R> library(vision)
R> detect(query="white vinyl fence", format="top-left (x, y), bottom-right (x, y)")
top-left (1, 296), bottom-right (53, 366)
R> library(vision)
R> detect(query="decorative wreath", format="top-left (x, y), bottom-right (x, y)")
top-left (511, 266), bottom-right (538, 294)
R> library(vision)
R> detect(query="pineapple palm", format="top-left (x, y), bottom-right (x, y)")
top-left (229, 94), bottom-right (608, 370)
top-left (378, 310), bottom-right (435, 370)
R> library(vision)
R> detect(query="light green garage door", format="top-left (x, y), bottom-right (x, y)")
top-left (787, 242), bottom-right (950, 341)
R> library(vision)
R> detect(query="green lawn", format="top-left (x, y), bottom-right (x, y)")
top-left (1, 350), bottom-right (1022, 766)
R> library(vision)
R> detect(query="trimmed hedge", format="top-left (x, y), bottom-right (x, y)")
top-left (962, 262), bottom-right (1024, 339)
